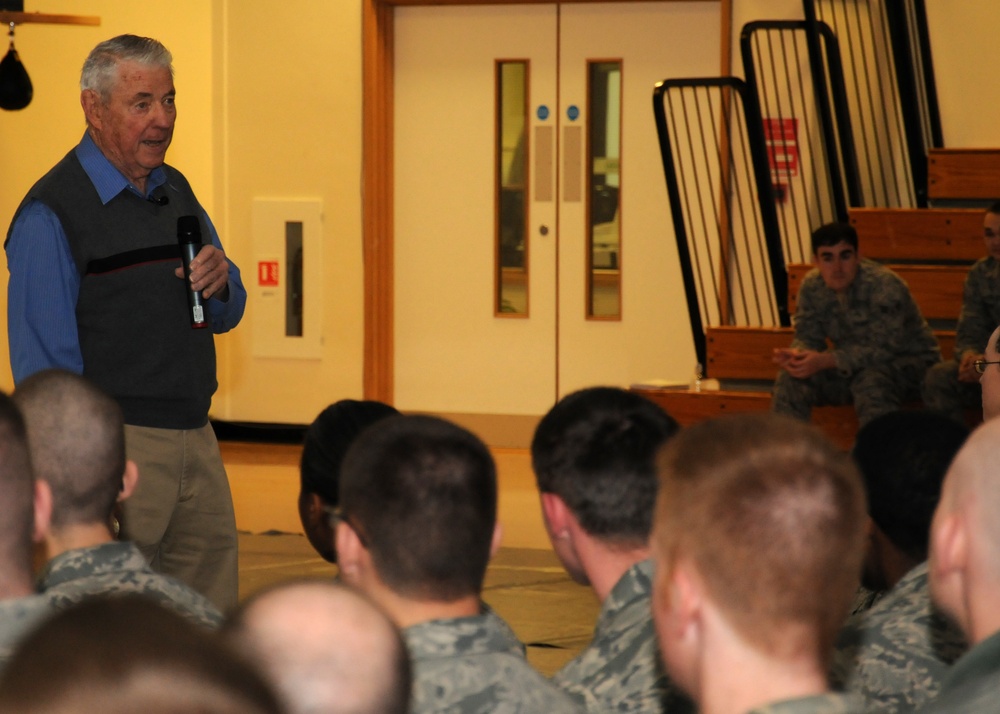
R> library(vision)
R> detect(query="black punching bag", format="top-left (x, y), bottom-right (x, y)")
top-left (0, 29), bottom-right (32, 111)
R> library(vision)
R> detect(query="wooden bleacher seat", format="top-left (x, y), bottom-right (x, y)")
top-left (928, 149), bottom-right (1000, 201)
top-left (849, 207), bottom-right (983, 262)
top-left (705, 326), bottom-right (956, 381)
top-left (786, 263), bottom-right (967, 320)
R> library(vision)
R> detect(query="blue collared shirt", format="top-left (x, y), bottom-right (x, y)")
top-left (6, 132), bottom-right (246, 384)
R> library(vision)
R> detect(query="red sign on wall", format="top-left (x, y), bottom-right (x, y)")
top-left (258, 261), bottom-right (279, 287)
top-left (763, 118), bottom-right (799, 177)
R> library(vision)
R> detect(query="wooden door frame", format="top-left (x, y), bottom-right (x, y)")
top-left (361, 0), bottom-right (730, 402)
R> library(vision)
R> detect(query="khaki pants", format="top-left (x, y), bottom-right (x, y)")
top-left (120, 423), bottom-right (238, 613)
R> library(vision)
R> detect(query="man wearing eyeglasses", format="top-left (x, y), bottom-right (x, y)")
top-left (975, 327), bottom-right (1000, 422)
top-left (923, 202), bottom-right (1000, 423)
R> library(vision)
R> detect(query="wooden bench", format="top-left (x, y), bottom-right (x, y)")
top-left (633, 386), bottom-right (858, 450)
top-left (705, 326), bottom-right (955, 381)
top-left (786, 263), bottom-right (967, 321)
top-left (928, 149), bottom-right (1000, 201)
top-left (849, 207), bottom-right (984, 262)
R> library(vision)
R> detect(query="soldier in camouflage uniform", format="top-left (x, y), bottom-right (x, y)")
top-left (923, 418), bottom-right (1000, 713)
top-left (405, 606), bottom-right (580, 713)
top-left (654, 414), bottom-right (867, 714)
top-left (14, 370), bottom-right (222, 627)
top-left (922, 202), bottom-right (1000, 423)
top-left (772, 222), bottom-right (940, 427)
top-left (531, 387), bottom-right (692, 713)
top-left (0, 392), bottom-right (54, 672)
top-left (830, 411), bottom-right (968, 712)
top-left (336, 414), bottom-right (581, 714)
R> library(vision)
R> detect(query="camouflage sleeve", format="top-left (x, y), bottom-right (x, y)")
top-left (790, 272), bottom-right (832, 352)
top-left (831, 271), bottom-right (923, 374)
top-left (955, 260), bottom-right (996, 357)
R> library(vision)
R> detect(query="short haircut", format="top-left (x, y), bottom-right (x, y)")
top-left (655, 413), bottom-right (866, 663)
top-left (80, 34), bottom-right (173, 101)
top-left (0, 392), bottom-right (34, 580)
top-left (225, 580), bottom-right (411, 714)
top-left (339, 414), bottom-right (497, 601)
top-left (14, 370), bottom-right (125, 530)
top-left (300, 400), bottom-right (400, 505)
top-left (0, 595), bottom-right (282, 714)
top-left (853, 410), bottom-right (968, 561)
top-left (531, 386), bottom-right (679, 545)
top-left (811, 221), bottom-right (858, 255)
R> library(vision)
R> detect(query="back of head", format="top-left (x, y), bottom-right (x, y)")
top-left (811, 221), bottom-right (858, 254)
top-left (531, 386), bottom-right (679, 545)
top-left (226, 580), bottom-right (410, 714)
top-left (300, 400), bottom-right (401, 506)
top-left (853, 410), bottom-right (968, 562)
top-left (655, 413), bottom-right (866, 662)
top-left (0, 392), bottom-right (34, 582)
top-left (14, 370), bottom-right (125, 531)
top-left (339, 414), bottom-right (497, 601)
top-left (81, 34), bottom-right (173, 102)
top-left (0, 595), bottom-right (282, 714)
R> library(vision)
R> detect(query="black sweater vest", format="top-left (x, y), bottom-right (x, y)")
top-left (10, 150), bottom-right (217, 429)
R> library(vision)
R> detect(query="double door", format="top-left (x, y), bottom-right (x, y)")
top-left (393, 2), bottom-right (721, 416)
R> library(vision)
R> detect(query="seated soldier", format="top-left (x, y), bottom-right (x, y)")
top-left (923, 201), bottom-right (1000, 423)
top-left (923, 418), bottom-right (1000, 711)
top-left (0, 595), bottom-right (281, 714)
top-left (530, 386), bottom-right (693, 713)
top-left (830, 410), bottom-right (968, 712)
top-left (335, 414), bottom-right (581, 713)
top-left (225, 579), bottom-right (411, 714)
top-left (653, 413), bottom-right (867, 714)
top-left (772, 222), bottom-right (940, 426)
top-left (14, 369), bottom-right (221, 626)
top-left (298, 399), bottom-right (399, 562)
top-left (0, 392), bottom-right (53, 671)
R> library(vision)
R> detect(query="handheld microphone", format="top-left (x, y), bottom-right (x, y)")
top-left (177, 215), bottom-right (208, 329)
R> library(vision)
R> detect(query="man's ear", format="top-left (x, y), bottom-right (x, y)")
top-left (335, 520), bottom-right (366, 584)
top-left (931, 510), bottom-right (967, 581)
top-left (540, 491), bottom-right (571, 538)
top-left (32, 479), bottom-right (53, 544)
top-left (80, 89), bottom-right (103, 130)
top-left (489, 521), bottom-right (503, 559)
top-left (118, 460), bottom-right (139, 502)
top-left (668, 557), bottom-right (704, 637)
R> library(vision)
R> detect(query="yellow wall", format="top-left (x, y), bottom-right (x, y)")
top-left (0, 1), bottom-right (998, 427)
top-left (214, 2), bottom-right (365, 423)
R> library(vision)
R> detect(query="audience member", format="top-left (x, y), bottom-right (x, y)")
top-left (772, 222), bottom-right (940, 426)
top-left (530, 386), bottom-right (692, 713)
top-left (0, 392), bottom-right (53, 669)
top-left (923, 202), bottom-right (1000, 422)
top-left (0, 595), bottom-right (281, 714)
top-left (976, 325), bottom-right (1000, 421)
top-left (653, 413), bottom-right (867, 714)
top-left (336, 414), bottom-right (580, 713)
top-left (299, 399), bottom-right (399, 562)
top-left (922, 418), bottom-right (1000, 711)
top-left (14, 369), bottom-right (221, 627)
top-left (830, 410), bottom-right (968, 712)
top-left (226, 579), bottom-right (410, 714)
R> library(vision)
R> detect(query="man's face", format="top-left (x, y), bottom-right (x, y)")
top-left (981, 327), bottom-right (1000, 421)
top-left (814, 241), bottom-right (859, 294)
top-left (86, 60), bottom-right (175, 186)
top-left (985, 212), bottom-right (1000, 262)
